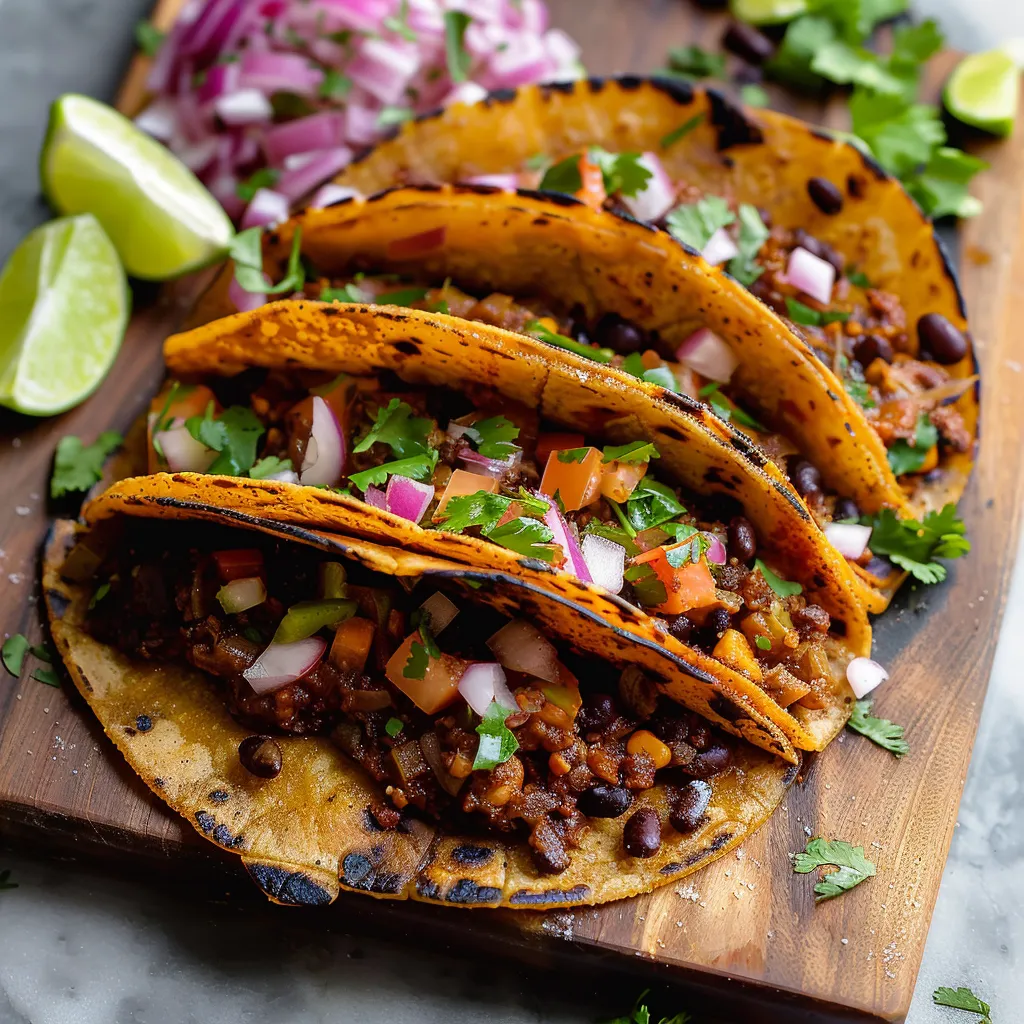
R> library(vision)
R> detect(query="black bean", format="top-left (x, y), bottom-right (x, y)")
top-left (622, 806), bottom-right (662, 858)
top-left (917, 313), bottom-right (968, 365)
top-left (727, 515), bottom-right (757, 563)
top-left (594, 313), bottom-right (646, 355)
top-left (791, 459), bottom-right (822, 498)
top-left (722, 21), bottom-right (775, 64)
top-left (576, 693), bottom-right (616, 733)
top-left (669, 780), bottom-right (713, 834)
top-left (239, 735), bottom-right (283, 779)
top-left (807, 177), bottom-right (844, 215)
top-left (793, 230), bottom-right (844, 276)
top-left (687, 742), bottom-right (734, 779)
top-left (833, 497), bottom-right (860, 522)
top-left (667, 614), bottom-right (694, 644)
top-left (577, 784), bottom-right (633, 819)
top-left (706, 607), bottom-right (732, 636)
top-left (853, 333), bottom-right (894, 366)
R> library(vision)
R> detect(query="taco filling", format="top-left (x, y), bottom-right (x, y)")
top-left (147, 370), bottom-right (846, 714)
top-left (83, 524), bottom-right (748, 875)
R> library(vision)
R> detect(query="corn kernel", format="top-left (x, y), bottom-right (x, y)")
top-left (626, 729), bottom-right (672, 770)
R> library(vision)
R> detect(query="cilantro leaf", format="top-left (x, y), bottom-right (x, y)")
top-left (487, 517), bottom-right (558, 563)
top-left (811, 40), bottom-right (908, 95)
top-left (664, 533), bottom-right (710, 567)
top-left (864, 504), bottom-right (969, 584)
top-left (229, 226), bottom-right (305, 296)
top-left (699, 383), bottom-right (766, 431)
top-left (403, 641), bottom-right (430, 680)
top-left (184, 404), bottom-right (265, 476)
top-left (319, 69), bottom-right (352, 100)
top-left (377, 106), bottom-right (413, 127)
top-left (538, 154), bottom-right (583, 194)
top-left (727, 204), bottom-right (770, 286)
top-left (584, 520), bottom-right (641, 556)
top-left (660, 113), bottom-right (704, 150)
top-left (891, 18), bottom-right (944, 68)
top-left (375, 286), bottom-right (431, 307)
top-left (385, 716), bottom-right (404, 738)
top-left (602, 441), bottom-right (659, 464)
top-left (354, 398), bottom-right (432, 458)
top-left (784, 297), bottom-right (850, 327)
top-left (250, 456), bottom-right (293, 480)
top-left (88, 581), bottom-right (111, 610)
top-left (50, 431), bottom-right (123, 498)
top-left (850, 89), bottom-right (946, 178)
top-left (740, 84), bottom-right (769, 108)
top-left (848, 699), bottom-right (909, 756)
top-left (32, 668), bottom-right (61, 687)
top-left (932, 987), bottom-right (991, 1015)
top-left (2, 635), bottom-right (29, 678)
top-left (792, 838), bottom-right (876, 902)
top-left (627, 477), bottom-right (686, 532)
top-left (755, 558), bottom-right (802, 597)
top-left (904, 147), bottom-right (987, 220)
top-left (665, 195), bottom-right (735, 253)
top-left (464, 415), bottom-right (520, 460)
top-left (606, 990), bottom-right (692, 1024)
top-left (525, 320), bottom-right (614, 363)
top-left (848, 269), bottom-right (872, 288)
top-left (588, 148), bottom-right (652, 199)
top-left (886, 413), bottom-right (938, 476)
top-left (134, 20), bottom-right (165, 56)
top-left (235, 168), bottom-right (280, 202)
top-left (473, 700), bottom-right (520, 770)
top-left (557, 447), bottom-right (591, 464)
top-left (382, 0), bottom-right (416, 42)
top-left (436, 490), bottom-right (520, 534)
top-left (348, 451), bottom-right (439, 493)
top-left (321, 282), bottom-right (373, 303)
top-left (624, 562), bottom-right (669, 607)
top-left (768, 16), bottom-right (837, 89)
top-left (664, 45), bottom-right (726, 80)
top-left (444, 10), bottom-right (472, 83)
top-left (435, 491), bottom-right (556, 562)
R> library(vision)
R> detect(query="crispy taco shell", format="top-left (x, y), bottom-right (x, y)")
top-left (44, 513), bottom-right (795, 909)
top-left (156, 299), bottom-right (862, 754)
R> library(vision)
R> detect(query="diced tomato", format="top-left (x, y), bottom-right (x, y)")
top-left (330, 617), bottom-right (376, 674)
top-left (536, 432), bottom-right (585, 467)
top-left (147, 383), bottom-right (218, 472)
top-left (385, 633), bottom-right (469, 714)
top-left (433, 469), bottom-right (500, 520)
top-left (576, 152), bottom-right (607, 210)
top-left (640, 349), bottom-right (663, 371)
top-left (540, 447), bottom-right (603, 511)
top-left (599, 460), bottom-right (648, 503)
top-left (631, 545), bottom-right (717, 615)
top-left (212, 549), bottom-right (265, 583)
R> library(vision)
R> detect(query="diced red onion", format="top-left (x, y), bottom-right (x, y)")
top-left (348, 37), bottom-right (421, 105)
top-left (275, 146), bottom-right (353, 203)
top-left (487, 619), bottom-right (561, 684)
top-left (481, 34), bottom-right (548, 88)
top-left (419, 592), bottom-right (459, 634)
top-left (825, 522), bottom-right (872, 560)
top-left (364, 485), bottom-right (387, 509)
top-left (540, 495), bottom-right (592, 581)
top-left (621, 152), bottom-right (675, 223)
top-left (703, 532), bottom-right (727, 565)
top-left (461, 173), bottom-right (519, 189)
top-left (217, 576), bottom-right (267, 613)
top-left (785, 246), bottom-right (835, 305)
top-left (300, 396), bottom-right (346, 486)
top-left (214, 89), bottom-right (273, 126)
top-left (198, 62), bottom-right (241, 107)
top-left (154, 425), bottom-right (216, 473)
top-left (243, 636), bottom-right (326, 695)
top-left (262, 111), bottom-right (345, 166)
top-left (701, 227), bottom-right (740, 267)
top-left (446, 422), bottom-right (476, 442)
top-left (581, 534), bottom-right (625, 594)
top-left (544, 27), bottom-right (581, 70)
top-left (846, 657), bottom-right (889, 699)
top-left (175, 136), bottom-right (220, 173)
top-left (239, 50), bottom-right (323, 96)
top-left (229, 275), bottom-right (267, 313)
top-left (135, 98), bottom-right (177, 141)
top-left (459, 665), bottom-right (516, 716)
top-left (309, 184), bottom-right (359, 209)
top-left (240, 188), bottom-right (290, 229)
top-left (457, 445), bottom-right (521, 479)
top-left (385, 475), bottom-right (434, 523)
top-left (444, 81), bottom-right (488, 106)
top-left (676, 328), bottom-right (738, 384)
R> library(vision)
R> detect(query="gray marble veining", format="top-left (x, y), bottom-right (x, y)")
top-left (1, 0), bottom-right (1022, 1021)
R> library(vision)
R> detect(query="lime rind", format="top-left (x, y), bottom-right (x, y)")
top-left (41, 94), bottom-right (234, 280)
top-left (0, 214), bottom-right (128, 416)
top-left (944, 49), bottom-right (1020, 138)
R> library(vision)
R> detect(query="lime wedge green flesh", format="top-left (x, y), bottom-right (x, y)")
top-left (41, 94), bottom-right (234, 280)
top-left (730, 0), bottom-right (807, 26)
top-left (944, 49), bottom-right (1020, 137)
top-left (0, 214), bottom-right (128, 416)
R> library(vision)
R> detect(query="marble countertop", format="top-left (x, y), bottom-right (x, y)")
top-left (0, 1), bottom-right (1021, 1021)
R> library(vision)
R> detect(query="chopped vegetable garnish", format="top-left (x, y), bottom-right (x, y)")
top-left (385, 717), bottom-right (404, 738)
top-left (631, 544), bottom-right (716, 613)
top-left (375, 286), bottom-right (431, 307)
top-left (472, 700), bottom-right (520, 770)
top-left (184, 404), bottom-right (264, 476)
top-left (249, 456), bottom-right (293, 480)
top-left (784, 297), bottom-right (850, 327)
top-left (848, 699), bottom-right (909, 756)
top-left (660, 113), bottom-right (704, 150)
top-left (349, 452), bottom-right (439, 493)
top-left (229, 226), bottom-right (305, 296)
top-left (32, 669), bottom-right (61, 688)
top-left (886, 413), bottom-right (939, 475)
top-left (50, 431), bottom-right (123, 498)
top-left (273, 599), bottom-right (355, 644)
top-left (755, 635), bottom-right (773, 651)
top-left (1, 635), bottom-right (30, 678)
top-left (462, 415), bottom-right (520, 459)
top-left (727, 204), bottom-right (770, 285)
top-left (443, 10), bottom-right (472, 83)
top-left (793, 838), bottom-right (877, 901)
top-left (607, 990), bottom-right (692, 1024)
top-left (698, 383), bottom-right (766, 431)
top-left (236, 168), bottom-right (280, 203)
top-left (377, 106), bottom-right (414, 127)
top-left (134, 20), bottom-right (165, 57)
top-left (436, 490), bottom-right (557, 562)
top-left (525, 319), bottom-right (615, 363)
top-left (541, 447), bottom-right (603, 511)
top-left (932, 986), bottom-right (991, 1016)
top-left (663, 44), bottom-right (726, 80)
top-left (321, 282), bottom-right (372, 303)
top-left (664, 533), bottom-right (710, 566)
top-left (587, 148), bottom-right (653, 199)
top-left (626, 477), bottom-right (687, 532)
top-left (740, 83), bottom-right (770, 107)
top-left (89, 581), bottom-right (112, 610)
top-left (864, 504), bottom-right (969, 584)
top-left (353, 398), bottom-right (432, 459)
top-left (755, 558), bottom-right (803, 597)
top-left (665, 195), bottom-right (735, 252)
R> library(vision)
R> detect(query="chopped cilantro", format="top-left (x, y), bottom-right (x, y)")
top-left (32, 669), bottom-right (61, 688)
top-left (348, 451), bottom-right (439, 493)
top-left (904, 147), bottom-right (987, 220)
top-left (727, 204), bottom-right (770, 286)
top-left (88, 581), bottom-right (111, 610)
top-left (663, 44), bottom-right (726, 80)
top-left (664, 533), bottom-right (710, 566)
top-left (792, 838), bottom-right (876, 902)
top-left (640, 365), bottom-right (679, 393)
top-left (235, 168), bottom-right (280, 202)
top-left (624, 562), bottom-right (669, 607)
top-left (525, 320), bottom-right (614, 363)
top-left (699, 383), bottom-right (766, 432)
top-left (353, 398), bottom-right (432, 459)
top-left (319, 69), bottom-right (353, 100)
top-left (847, 269), bottom-right (872, 288)
top-left (2, 635), bottom-right (29, 677)
top-left (134, 20), bottom-right (165, 56)
top-left (587, 148), bottom-right (652, 199)
top-left (382, 0), bottom-right (416, 42)
top-left (377, 105), bottom-right (414, 127)
top-left (321, 282), bottom-right (372, 303)
top-left (250, 456), bottom-right (293, 480)
top-left (850, 89), bottom-right (946, 179)
top-left (487, 517), bottom-right (559, 563)
top-left (461, 415), bottom-right (520, 460)
top-left (886, 413), bottom-right (938, 476)
top-left (385, 717), bottom-right (404, 738)
top-left (376, 286), bottom-right (431, 307)
top-left (755, 635), bottom-right (773, 651)
top-left (0, 870), bottom-right (17, 892)
top-left (584, 519), bottom-right (641, 556)
top-left (740, 84), bottom-right (769, 107)
top-left (626, 477), bottom-right (687, 532)
top-left (660, 113), bottom-right (704, 150)
top-left (473, 699), bottom-right (520, 770)
top-left (602, 441), bottom-right (659, 464)
top-left (755, 558), bottom-right (802, 597)
top-left (443, 10), bottom-right (472, 83)
top-left (30, 643), bottom-right (52, 663)
top-left (403, 640), bottom-right (430, 680)
top-left (864, 504), bottom-right (969, 584)
top-left (932, 987), bottom-right (990, 1016)
top-left (435, 490), bottom-right (556, 562)
top-left (848, 699), bottom-right (909, 756)
top-left (184, 404), bottom-right (265, 476)
top-left (607, 990), bottom-right (691, 1024)
top-left (784, 297), bottom-right (850, 327)
top-left (229, 226), bottom-right (305, 296)
top-left (665, 195), bottom-right (735, 252)
top-left (556, 447), bottom-right (591, 464)
top-left (538, 154), bottom-right (583, 194)
top-left (50, 431), bottom-right (122, 499)
top-left (845, 378), bottom-right (876, 410)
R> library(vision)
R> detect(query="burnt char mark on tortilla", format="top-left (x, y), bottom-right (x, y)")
top-left (728, 432), bottom-right (769, 467)
top-left (933, 231), bottom-right (968, 320)
top-left (247, 863), bottom-right (334, 906)
top-left (456, 182), bottom-right (503, 196)
top-left (707, 88), bottom-right (764, 149)
top-left (452, 844), bottom-right (494, 866)
top-left (660, 391), bottom-right (707, 418)
top-left (484, 87), bottom-right (518, 105)
top-left (609, 207), bottom-right (658, 233)
top-left (413, 105), bottom-right (444, 124)
top-left (771, 479), bottom-right (811, 521)
top-left (517, 187), bottom-right (586, 208)
top-left (46, 588), bottom-right (70, 619)
top-left (541, 80), bottom-right (578, 97)
top-left (648, 74), bottom-right (695, 107)
top-left (859, 150), bottom-right (890, 181)
top-left (810, 127), bottom-right (835, 144)
top-left (783, 759), bottom-right (802, 786)
top-left (444, 879), bottom-right (503, 904)
top-left (684, 831), bottom-right (735, 866)
top-left (509, 884), bottom-right (591, 905)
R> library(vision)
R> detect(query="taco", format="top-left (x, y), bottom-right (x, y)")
top-left (44, 508), bottom-right (796, 907)
top-left (132, 299), bottom-right (867, 759)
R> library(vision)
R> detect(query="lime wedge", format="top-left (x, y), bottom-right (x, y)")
top-left (0, 214), bottom-right (128, 416)
top-left (944, 49), bottom-right (1020, 137)
top-left (730, 0), bottom-right (807, 25)
top-left (40, 94), bottom-right (234, 280)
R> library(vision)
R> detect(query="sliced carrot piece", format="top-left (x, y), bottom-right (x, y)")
top-left (539, 447), bottom-right (603, 511)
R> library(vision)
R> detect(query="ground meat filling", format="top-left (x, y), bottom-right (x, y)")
top-left (87, 532), bottom-right (741, 874)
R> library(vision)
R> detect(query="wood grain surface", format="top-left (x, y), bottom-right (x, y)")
top-left (1, 2), bottom-right (1020, 1021)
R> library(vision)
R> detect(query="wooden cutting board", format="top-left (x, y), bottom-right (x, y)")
top-left (2, 2), bottom-right (1021, 1021)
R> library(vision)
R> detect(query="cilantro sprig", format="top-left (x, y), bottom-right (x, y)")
top-left (602, 441), bottom-right (659, 464)
top-left (229, 226), bottom-right (305, 296)
top-left (50, 431), bottom-right (123, 499)
top-left (538, 148), bottom-right (652, 199)
top-left (354, 398), bottom-right (433, 459)
top-left (459, 416), bottom-right (520, 460)
top-left (793, 838), bottom-right (877, 902)
top-left (755, 558), bottom-right (802, 597)
top-left (608, 989), bottom-right (692, 1024)
top-left (2, 634), bottom-right (55, 680)
top-left (472, 700), bottom-right (520, 770)
top-left (184, 403), bottom-right (265, 476)
top-left (886, 413), bottom-right (938, 476)
top-left (864, 504), bottom-right (969, 584)
top-left (665, 195), bottom-right (734, 252)
top-left (626, 477), bottom-right (687, 533)
top-left (435, 489), bottom-right (557, 563)
top-left (525, 319), bottom-right (614, 364)
top-left (348, 451), bottom-right (439, 493)
top-left (847, 699), bottom-right (909, 757)
top-left (933, 986), bottom-right (991, 1020)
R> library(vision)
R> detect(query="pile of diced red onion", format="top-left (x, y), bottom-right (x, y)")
top-left (136, 0), bottom-right (582, 225)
